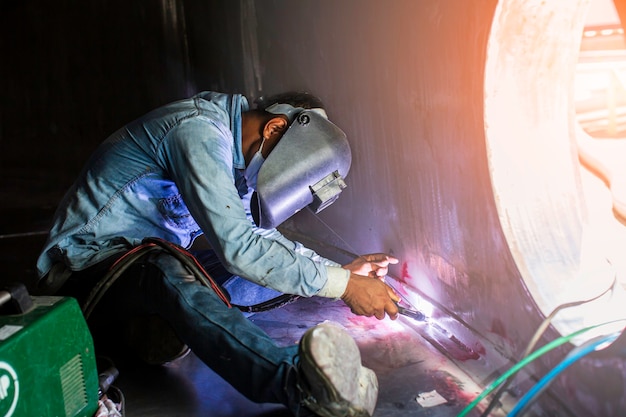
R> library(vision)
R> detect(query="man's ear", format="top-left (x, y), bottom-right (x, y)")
top-left (263, 116), bottom-right (288, 141)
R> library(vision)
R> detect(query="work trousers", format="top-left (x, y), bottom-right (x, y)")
top-left (57, 249), bottom-right (304, 414)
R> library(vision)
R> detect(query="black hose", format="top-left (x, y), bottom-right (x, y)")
top-left (233, 293), bottom-right (301, 313)
top-left (83, 237), bottom-right (300, 319)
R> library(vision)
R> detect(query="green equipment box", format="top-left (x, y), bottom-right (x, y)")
top-left (0, 295), bottom-right (98, 417)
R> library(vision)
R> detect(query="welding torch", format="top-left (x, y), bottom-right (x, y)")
top-left (384, 277), bottom-right (428, 322)
top-left (395, 303), bottom-right (428, 322)
top-left (351, 257), bottom-right (428, 322)
top-left (309, 211), bottom-right (428, 322)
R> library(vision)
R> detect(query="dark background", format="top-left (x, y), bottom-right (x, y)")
top-left (1, 1), bottom-right (247, 284)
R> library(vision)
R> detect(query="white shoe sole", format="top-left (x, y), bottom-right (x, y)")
top-left (299, 322), bottom-right (378, 417)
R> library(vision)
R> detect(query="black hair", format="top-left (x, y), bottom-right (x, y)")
top-left (254, 91), bottom-right (324, 111)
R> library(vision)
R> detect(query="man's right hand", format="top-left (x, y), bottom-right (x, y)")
top-left (340, 273), bottom-right (400, 320)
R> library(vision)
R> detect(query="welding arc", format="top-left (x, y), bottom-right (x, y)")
top-left (456, 318), bottom-right (626, 417)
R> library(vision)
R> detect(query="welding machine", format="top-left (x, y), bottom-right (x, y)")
top-left (0, 283), bottom-right (99, 417)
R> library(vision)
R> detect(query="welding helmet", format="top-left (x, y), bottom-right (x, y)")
top-left (250, 105), bottom-right (351, 229)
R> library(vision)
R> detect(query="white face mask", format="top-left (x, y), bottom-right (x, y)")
top-left (244, 137), bottom-right (266, 190)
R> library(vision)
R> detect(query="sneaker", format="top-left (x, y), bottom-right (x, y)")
top-left (298, 322), bottom-right (378, 417)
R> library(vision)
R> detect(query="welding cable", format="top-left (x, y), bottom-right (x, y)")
top-left (143, 238), bottom-right (232, 304)
top-left (83, 237), bottom-right (300, 318)
top-left (480, 271), bottom-right (617, 416)
top-left (83, 238), bottom-right (232, 319)
top-left (234, 293), bottom-right (301, 313)
top-left (142, 238), bottom-right (306, 313)
top-left (507, 331), bottom-right (621, 417)
top-left (456, 318), bottom-right (625, 417)
top-left (143, 239), bottom-right (303, 312)
top-left (83, 243), bottom-right (162, 319)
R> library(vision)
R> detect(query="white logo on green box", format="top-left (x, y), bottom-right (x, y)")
top-left (0, 362), bottom-right (18, 417)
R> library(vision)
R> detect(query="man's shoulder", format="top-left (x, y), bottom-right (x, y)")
top-left (134, 92), bottom-right (239, 131)
top-left (193, 91), bottom-right (246, 113)
top-left (193, 91), bottom-right (232, 102)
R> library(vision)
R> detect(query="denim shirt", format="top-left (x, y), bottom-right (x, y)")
top-left (37, 92), bottom-right (349, 298)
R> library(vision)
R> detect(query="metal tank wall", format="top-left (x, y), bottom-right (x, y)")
top-left (3, 0), bottom-right (626, 415)
top-left (229, 0), bottom-right (626, 416)
top-left (244, 0), bottom-right (626, 415)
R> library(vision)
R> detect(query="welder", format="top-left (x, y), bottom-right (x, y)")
top-left (32, 90), bottom-right (400, 417)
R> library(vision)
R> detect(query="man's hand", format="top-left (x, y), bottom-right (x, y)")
top-left (341, 273), bottom-right (401, 320)
top-left (341, 253), bottom-right (401, 320)
top-left (342, 253), bottom-right (399, 279)
top-left (340, 253), bottom-right (401, 320)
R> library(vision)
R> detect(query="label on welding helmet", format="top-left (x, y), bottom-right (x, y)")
top-left (0, 362), bottom-right (18, 417)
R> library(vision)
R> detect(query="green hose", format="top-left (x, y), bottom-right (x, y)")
top-left (456, 319), bottom-right (625, 417)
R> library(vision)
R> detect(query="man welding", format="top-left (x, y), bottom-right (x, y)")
top-left (34, 90), bottom-right (400, 416)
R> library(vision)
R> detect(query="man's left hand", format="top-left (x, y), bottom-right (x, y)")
top-left (342, 253), bottom-right (399, 279)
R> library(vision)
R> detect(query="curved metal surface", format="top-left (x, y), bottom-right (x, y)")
top-left (253, 0), bottom-right (626, 414)
top-left (3, 0), bottom-right (626, 415)
top-left (485, 0), bottom-right (626, 340)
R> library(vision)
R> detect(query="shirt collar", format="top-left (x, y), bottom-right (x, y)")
top-left (230, 94), bottom-right (249, 170)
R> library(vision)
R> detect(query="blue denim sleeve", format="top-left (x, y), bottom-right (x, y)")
top-left (160, 117), bottom-right (329, 297)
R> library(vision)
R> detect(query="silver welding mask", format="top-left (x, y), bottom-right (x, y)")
top-left (251, 109), bottom-right (351, 229)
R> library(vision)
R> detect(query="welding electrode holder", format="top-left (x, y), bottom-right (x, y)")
top-left (395, 303), bottom-right (428, 322)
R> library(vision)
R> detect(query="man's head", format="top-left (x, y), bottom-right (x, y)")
top-left (242, 91), bottom-right (352, 229)
top-left (242, 92), bottom-right (326, 165)
top-left (255, 91), bottom-right (325, 114)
